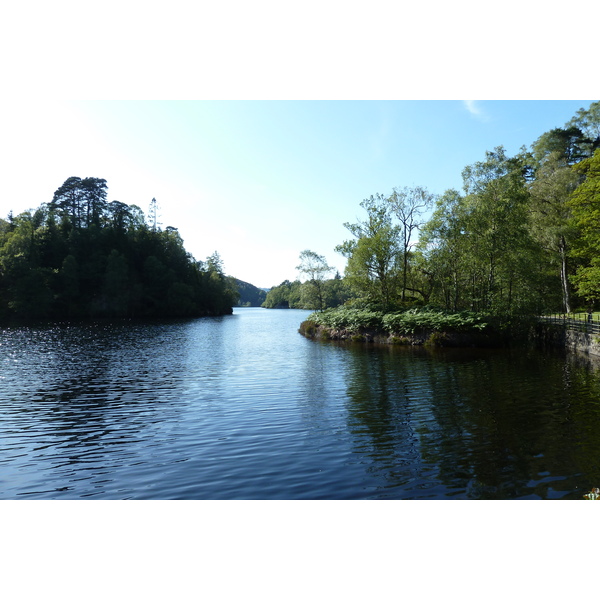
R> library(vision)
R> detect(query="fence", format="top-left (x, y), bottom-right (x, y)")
top-left (541, 313), bottom-right (600, 335)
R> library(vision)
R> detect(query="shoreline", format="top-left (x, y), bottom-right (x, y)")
top-left (298, 321), bottom-right (510, 348)
top-left (300, 318), bottom-right (600, 357)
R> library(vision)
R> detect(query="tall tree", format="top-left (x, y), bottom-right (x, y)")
top-left (335, 194), bottom-right (401, 310)
top-left (50, 176), bottom-right (108, 229)
top-left (296, 249), bottom-right (334, 311)
top-left (528, 151), bottom-right (580, 312)
top-left (148, 197), bottom-right (161, 231)
top-left (51, 176), bottom-right (86, 228)
top-left (531, 127), bottom-right (589, 166)
top-left (81, 177), bottom-right (108, 227)
top-left (107, 201), bottom-right (133, 231)
top-left (206, 251), bottom-right (225, 274)
top-left (387, 185), bottom-right (435, 301)
top-left (418, 189), bottom-right (472, 311)
top-left (460, 147), bottom-right (535, 313)
top-left (567, 101), bottom-right (600, 156)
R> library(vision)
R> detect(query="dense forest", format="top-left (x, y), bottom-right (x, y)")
top-left (262, 273), bottom-right (350, 310)
top-left (233, 279), bottom-right (267, 307)
top-left (286, 102), bottom-right (600, 320)
top-left (0, 178), bottom-right (238, 321)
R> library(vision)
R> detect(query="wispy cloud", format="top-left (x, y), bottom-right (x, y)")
top-left (368, 103), bottom-right (394, 161)
top-left (463, 100), bottom-right (490, 122)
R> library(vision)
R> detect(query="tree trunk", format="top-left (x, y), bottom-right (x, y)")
top-left (559, 238), bottom-right (571, 313)
top-left (402, 249), bottom-right (408, 301)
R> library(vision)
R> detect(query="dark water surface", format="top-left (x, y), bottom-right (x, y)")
top-left (2, 307), bottom-right (600, 499)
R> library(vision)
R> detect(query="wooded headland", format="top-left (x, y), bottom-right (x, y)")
top-left (0, 179), bottom-right (237, 321)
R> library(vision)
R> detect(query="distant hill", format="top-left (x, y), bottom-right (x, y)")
top-left (232, 278), bottom-right (268, 307)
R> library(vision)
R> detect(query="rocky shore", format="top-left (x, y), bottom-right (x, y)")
top-left (299, 320), bottom-right (508, 348)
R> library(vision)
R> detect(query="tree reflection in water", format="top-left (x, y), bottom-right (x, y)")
top-left (342, 343), bottom-right (600, 499)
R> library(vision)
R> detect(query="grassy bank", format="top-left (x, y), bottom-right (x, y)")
top-left (299, 306), bottom-right (530, 347)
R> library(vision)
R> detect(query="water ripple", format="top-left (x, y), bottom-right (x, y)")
top-left (3, 313), bottom-right (600, 498)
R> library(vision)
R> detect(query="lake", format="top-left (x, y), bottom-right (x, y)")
top-left (2, 307), bottom-right (600, 499)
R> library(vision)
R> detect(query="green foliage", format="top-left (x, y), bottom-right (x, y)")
top-left (301, 102), bottom-right (600, 321)
top-left (566, 101), bottom-right (600, 156)
top-left (50, 176), bottom-right (109, 229)
top-left (335, 194), bottom-right (401, 310)
top-left (262, 276), bottom-right (351, 310)
top-left (307, 306), bottom-right (491, 335)
top-left (528, 151), bottom-right (580, 312)
top-left (387, 185), bottom-right (435, 301)
top-left (298, 320), bottom-right (317, 337)
top-left (296, 249), bottom-right (334, 311)
top-left (0, 177), bottom-right (235, 321)
top-left (425, 331), bottom-right (450, 346)
top-left (417, 148), bottom-right (547, 315)
top-left (382, 308), bottom-right (490, 334)
top-left (101, 249), bottom-right (130, 316)
top-left (531, 127), bottom-right (590, 166)
top-left (307, 307), bottom-right (384, 331)
top-left (568, 149), bottom-right (600, 302)
top-left (232, 278), bottom-right (267, 307)
top-left (262, 280), bottom-right (301, 308)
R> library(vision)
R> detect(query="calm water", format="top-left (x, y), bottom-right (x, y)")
top-left (2, 307), bottom-right (600, 499)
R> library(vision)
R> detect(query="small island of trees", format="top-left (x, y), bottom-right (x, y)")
top-left (0, 177), bottom-right (238, 321)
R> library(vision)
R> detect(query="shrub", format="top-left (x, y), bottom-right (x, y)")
top-left (307, 307), bottom-right (383, 332)
top-left (425, 331), bottom-right (449, 346)
top-left (299, 321), bottom-right (316, 337)
top-left (306, 306), bottom-right (494, 338)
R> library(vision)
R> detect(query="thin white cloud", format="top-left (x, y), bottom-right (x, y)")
top-left (463, 100), bottom-right (490, 122)
top-left (368, 103), bottom-right (394, 161)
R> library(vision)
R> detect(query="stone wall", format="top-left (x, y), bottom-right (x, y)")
top-left (533, 322), bottom-right (600, 357)
top-left (564, 330), bottom-right (600, 356)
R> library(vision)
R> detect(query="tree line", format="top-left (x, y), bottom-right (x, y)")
top-left (325, 101), bottom-right (600, 316)
top-left (233, 278), bottom-right (267, 306)
top-left (0, 177), bottom-right (238, 321)
top-left (262, 250), bottom-right (351, 310)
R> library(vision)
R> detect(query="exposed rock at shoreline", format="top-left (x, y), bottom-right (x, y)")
top-left (298, 321), bottom-right (506, 348)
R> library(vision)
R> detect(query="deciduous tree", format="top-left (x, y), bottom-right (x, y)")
top-left (568, 149), bottom-right (600, 302)
top-left (296, 249), bottom-right (334, 311)
top-left (528, 151), bottom-right (580, 312)
top-left (387, 185), bottom-right (435, 301)
top-left (336, 194), bottom-right (401, 310)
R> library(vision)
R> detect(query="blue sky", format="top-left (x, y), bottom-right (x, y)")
top-left (0, 100), bottom-right (596, 288)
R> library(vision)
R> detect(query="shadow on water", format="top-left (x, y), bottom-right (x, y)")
top-left (338, 342), bottom-right (600, 499)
